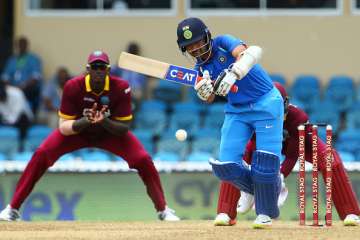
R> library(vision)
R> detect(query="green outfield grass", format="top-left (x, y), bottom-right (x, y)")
top-left (0, 220), bottom-right (359, 240)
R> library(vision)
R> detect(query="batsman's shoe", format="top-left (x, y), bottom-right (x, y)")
top-left (214, 213), bottom-right (236, 226)
top-left (0, 205), bottom-right (20, 221)
top-left (252, 214), bottom-right (272, 229)
top-left (344, 214), bottom-right (360, 226)
top-left (158, 206), bottom-right (180, 221)
top-left (237, 191), bottom-right (255, 214)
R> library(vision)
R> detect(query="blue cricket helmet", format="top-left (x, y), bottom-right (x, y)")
top-left (177, 17), bottom-right (211, 52)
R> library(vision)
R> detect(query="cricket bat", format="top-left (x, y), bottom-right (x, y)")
top-left (118, 52), bottom-right (238, 92)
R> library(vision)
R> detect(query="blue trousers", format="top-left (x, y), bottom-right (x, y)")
top-left (219, 87), bottom-right (284, 162)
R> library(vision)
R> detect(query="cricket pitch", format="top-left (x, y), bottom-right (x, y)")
top-left (0, 220), bottom-right (358, 240)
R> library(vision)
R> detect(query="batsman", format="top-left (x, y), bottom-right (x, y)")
top-left (177, 17), bottom-right (284, 228)
top-left (215, 82), bottom-right (360, 226)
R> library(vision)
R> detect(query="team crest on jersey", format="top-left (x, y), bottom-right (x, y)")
top-left (100, 96), bottom-right (110, 106)
top-left (218, 55), bottom-right (226, 63)
top-left (83, 97), bottom-right (95, 102)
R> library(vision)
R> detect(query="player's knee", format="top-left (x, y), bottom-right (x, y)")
top-left (33, 146), bottom-right (56, 167)
top-left (128, 153), bottom-right (153, 169)
top-left (210, 159), bottom-right (253, 194)
top-left (257, 138), bottom-right (282, 159)
top-left (210, 159), bottom-right (247, 180)
top-left (251, 150), bottom-right (280, 182)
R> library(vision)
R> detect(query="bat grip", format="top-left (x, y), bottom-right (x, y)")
top-left (196, 77), bottom-right (238, 93)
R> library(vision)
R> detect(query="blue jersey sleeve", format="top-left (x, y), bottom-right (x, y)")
top-left (214, 35), bottom-right (245, 53)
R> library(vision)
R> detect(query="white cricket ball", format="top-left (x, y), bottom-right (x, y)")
top-left (175, 129), bottom-right (187, 141)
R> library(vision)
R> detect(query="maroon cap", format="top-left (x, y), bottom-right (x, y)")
top-left (274, 82), bottom-right (288, 100)
top-left (87, 50), bottom-right (110, 64)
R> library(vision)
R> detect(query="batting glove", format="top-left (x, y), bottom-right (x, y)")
top-left (194, 70), bottom-right (214, 101)
top-left (214, 69), bottom-right (237, 96)
top-left (278, 174), bottom-right (289, 207)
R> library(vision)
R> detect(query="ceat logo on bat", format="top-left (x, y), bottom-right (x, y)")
top-left (165, 65), bottom-right (198, 86)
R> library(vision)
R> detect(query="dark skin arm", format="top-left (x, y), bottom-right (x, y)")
top-left (71, 103), bottom-right (99, 133)
top-left (72, 117), bottom-right (92, 133)
top-left (90, 103), bottom-right (130, 137)
top-left (100, 118), bottom-right (130, 137)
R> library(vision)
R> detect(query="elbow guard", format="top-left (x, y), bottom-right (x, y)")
top-left (232, 46), bottom-right (263, 80)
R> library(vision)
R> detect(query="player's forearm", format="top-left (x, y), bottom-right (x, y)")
top-left (72, 117), bottom-right (92, 133)
top-left (59, 117), bottom-right (91, 136)
top-left (99, 118), bottom-right (129, 136)
top-left (232, 46), bottom-right (262, 80)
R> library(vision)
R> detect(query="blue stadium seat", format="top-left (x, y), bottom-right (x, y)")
top-left (0, 126), bottom-right (19, 156)
top-left (355, 152), bottom-right (360, 162)
top-left (309, 100), bottom-right (340, 133)
top-left (208, 103), bottom-right (225, 114)
top-left (203, 114), bottom-right (224, 130)
top-left (132, 129), bottom-right (154, 155)
top-left (0, 152), bottom-right (7, 161)
top-left (324, 75), bottom-right (355, 113)
top-left (112, 155), bottom-right (125, 161)
top-left (192, 137), bottom-right (220, 158)
top-left (153, 80), bottom-right (182, 103)
top-left (172, 102), bottom-right (202, 114)
top-left (157, 129), bottom-right (175, 140)
top-left (187, 151), bottom-right (213, 162)
top-left (316, 128), bottom-right (328, 143)
top-left (338, 151), bottom-right (356, 162)
top-left (153, 151), bottom-right (180, 162)
top-left (203, 103), bottom-right (225, 129)
top-left (58, 153), bottom-right (76, 161)
top-left (135, 110), bottom-right (167, 135)
top-left (192, 127), bottom-right (220, 139)
top-left (328, 75), bottom-right (354, 89)
top-left (290, 75), bottom-right (321, 113)
top-left (289, 99), bottom-right (305, 111)
top-left (356, 85), bottom-right (360, 101)
top-left (185, 88), bottom-right (210, 115)
top-left (24, 125), bottom-right (53, 151)
top-left (269, 73), bottom-right (287, 85)
top-left (168, 112), bottom-right (201, 135)
top-left (335, 129), bottom-right (360, 154)
top-left (186, 88), bottom-right (201, 102)
top-left (138, 100), bottom-right (167, 112)
top-left (156, 138), bottom-right (189, 161)
top-left (79, 150), bottom-right (111, 162)
top-left (12, 151), bottom-right (34, 162)
top-left (345, 101), bottom-right (360, 129)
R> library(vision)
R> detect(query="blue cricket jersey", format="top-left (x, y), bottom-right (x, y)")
top-left (195, 34), bottom-right (273, 106)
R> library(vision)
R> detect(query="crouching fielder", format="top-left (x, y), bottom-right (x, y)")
top-left (176, 17), bottom-right (284, 228)
top-left (215, 82), bottom-right (360, 227)
top-left (0, 51), bottom-right (180, 222)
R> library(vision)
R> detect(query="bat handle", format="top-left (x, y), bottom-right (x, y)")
top-left (196, 77), bottom-right (238, 93)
